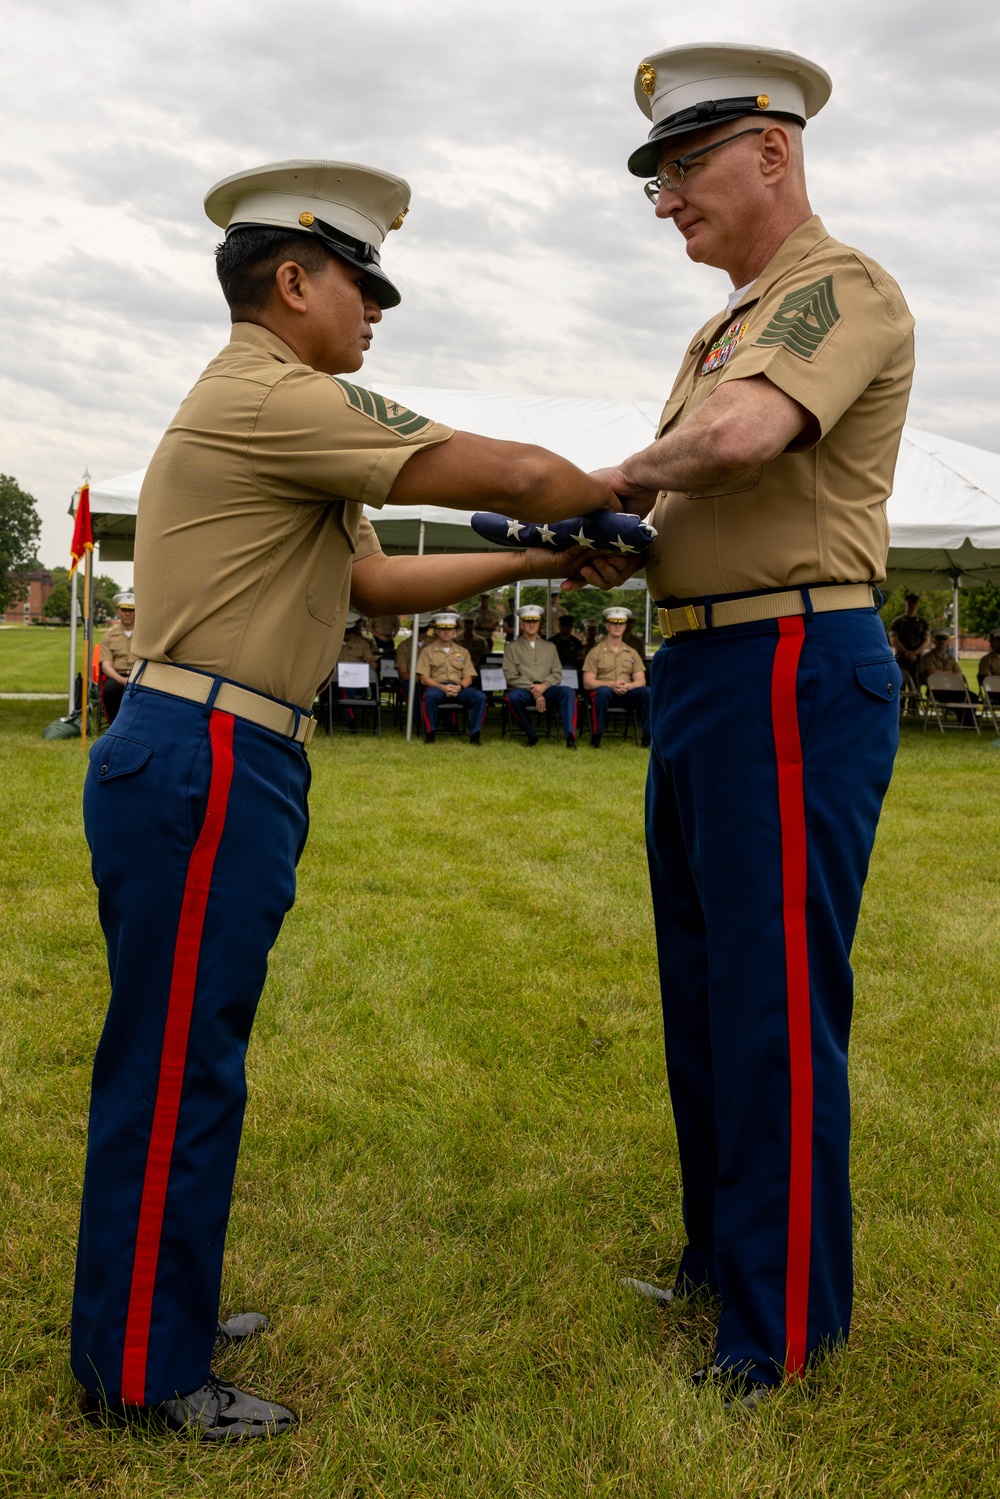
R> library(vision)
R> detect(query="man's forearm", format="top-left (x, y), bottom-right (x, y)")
top-left (600, 376), bottom-right (810, 511)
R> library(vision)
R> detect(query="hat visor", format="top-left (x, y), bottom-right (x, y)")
top-left (626, 108), bottom-right (801, 177)
top-left (317, 238), bottom-right (401, 309)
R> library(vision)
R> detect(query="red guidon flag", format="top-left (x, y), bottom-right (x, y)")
top-left (69, 482), bottom-right (93, 575)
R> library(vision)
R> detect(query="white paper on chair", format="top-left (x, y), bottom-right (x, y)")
top-left (337, 662), bottom-right (369, 688)
top-left (380, 660), bottom-right (399, 678)
top-left (561, 669), bottom-right (579, 689)
top-left (480, 667), bottom-right (506, 691)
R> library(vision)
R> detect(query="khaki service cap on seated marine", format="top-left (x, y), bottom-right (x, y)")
top-left (204, 159), bottom-right (411, 308)
top-left (627, 43), bottom-right (832, 178)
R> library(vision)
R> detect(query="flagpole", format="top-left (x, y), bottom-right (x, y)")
top-left (67, 565), bottom-right (79, 715)
top-left (81, 545), bottom-right (92, 753)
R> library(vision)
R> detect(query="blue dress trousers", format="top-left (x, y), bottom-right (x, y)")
top-left (71, 675), bottom-right (309, 1406)
top-left (645, 605), bottom-right (900, 1385)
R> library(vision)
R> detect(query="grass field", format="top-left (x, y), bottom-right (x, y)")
top-left (1, 687), bottom-right (999, 1497)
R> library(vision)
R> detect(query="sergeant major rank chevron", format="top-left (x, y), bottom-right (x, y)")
top-left (331, 378), bottom-right (433, 436)
top-left (755, 275), bottom-right (841, 360)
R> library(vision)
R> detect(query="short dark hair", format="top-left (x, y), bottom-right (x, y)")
top-left (904, 593), bottom-right (919, 603)
top-left (214, 226), bottom-right (336, 321)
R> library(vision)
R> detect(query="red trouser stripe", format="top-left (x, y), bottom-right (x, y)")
top-left (120, 709), bottom-right (236, 1404)
top-left (770, 616), bottom-right (813, 1379)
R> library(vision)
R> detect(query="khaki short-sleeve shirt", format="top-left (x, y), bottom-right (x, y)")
top-left (337, 634), bottom-right (376, 666)
top-left (643, 217), bottom-right (915, 602)
top-left (132, 323), bottom-right (454, 708)
top-left (977, 651), bottom-right (1000, 683)
top-left (583, 642), bottom-right (646, 683)
top-left (100, 621), bottom-right (137, 677)
top-left (921, 648), bottom-right (962, 679)
top-left (415, 643), bottom-right (475, 685)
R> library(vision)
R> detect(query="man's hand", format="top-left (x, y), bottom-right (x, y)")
top-left (612, 681), bottom-right (629, 695)
top-left (589, 466), bottom-right (661, 519)
top-left (518, 545), bottom-right (644, 593)
top-left (443, 682), bottom-right (460, 698)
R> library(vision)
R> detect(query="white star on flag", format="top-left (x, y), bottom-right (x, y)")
top-left (506, 518), bottom-right (525, 539)
top-left (612, 536), bottom-right (637, 554)
top-left (571, 527), bottom-right (596, 548)
top-left (538, 524), bottom-right (556, 545)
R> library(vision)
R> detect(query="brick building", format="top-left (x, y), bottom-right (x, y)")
top-left (3, 569), bottom-right (54, 624)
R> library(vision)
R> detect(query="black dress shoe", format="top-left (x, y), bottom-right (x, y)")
top-left (215, 1311), bottom-right (269, 1349)
top-left (469, 731), bottom-right (482, 745)
top-left (82, 1372), bottom-right (297, 1441)
top-left (590, 733), bottom-right (601, 748)
top-left (566, 735), bottom-right (577, 749)
top-left (689, 1364), bottom-right (777, 1411)
top-left (641, 734), bottom-right (651, 748)
top-left (523, 734), bottom-right (538, 747)
top-left (424, 731), bottom-right (436, 744)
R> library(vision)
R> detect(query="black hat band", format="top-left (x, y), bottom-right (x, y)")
top-left (646, 95), bottom-right (800, 147)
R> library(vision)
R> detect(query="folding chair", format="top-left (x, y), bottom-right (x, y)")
top-left (980, 674), bottom-right (1000, 735)
top-left (414, 684), bottom-right (469, 740)
top-left (923, 672), bottom-right (979, 733)
top-left (323, 662), bottom-right (381, 736)
top-left (898, 669), bottom-right (923, 722)
top-left (586, 690), bottom-right (641, 744)
top-left (479, 661), bottom-right (507, 731)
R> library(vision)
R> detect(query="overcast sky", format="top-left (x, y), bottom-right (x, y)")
top-left (2, 0), bottom-right (998, 578)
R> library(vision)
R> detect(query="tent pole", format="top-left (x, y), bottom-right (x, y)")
top-left (953, 576), bottom-right (961, 663)
top-left (404, 520), bottom-right (425, 742)
top-left (546, 579), bottom-right (552, 637)
top-left (514, 579), bottom-right (521, 637)
top-left (644, 587), bottom-right (651, 652)
top-left (67, 568), bottom-right (79, 715)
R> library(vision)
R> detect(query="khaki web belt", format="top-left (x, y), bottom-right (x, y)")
top-left (657, 583), bottom-right (875, 640)
top-left (129, 660), bottom-right (316, 745)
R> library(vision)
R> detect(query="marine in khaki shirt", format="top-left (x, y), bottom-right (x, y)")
top-left (133, 322), bottom-right (452, 710)
top-left (602, 45), bottom-right (916, 1395)
top-left (76, 158), bottom-right (625, 1437)
top-left (582, 640), bottom-right (645, 683)
top-left (100, 619), bottom-right (138, 680)
top-left (639, 215), bottom-right (914, 601)
top-left (920, 634), bottom-right (962, 682)
top-left (977, 636), bottom-right (1000, 686)
top-left (415, 638), bottom-right (476, 685)
top-left (337, 628), bottom-right (377, 667)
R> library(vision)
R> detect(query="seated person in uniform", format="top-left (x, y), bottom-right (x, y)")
top-left (548, 612), bottom-right (585, 669)
top-left (583, 605), bottom-right (650, 748)
top-left (888, 593), bottom-right (929, 681)
top-left (459, 615), bottom-right (488, 675)
top-left (368, 613), bottom-right (400, 657)
top-left (98, 592), bottom-right (137, 723)
top-left (472, 592), bottom-right (500, 643)
top-left (333, 616), bottom-right (376, 732)
top-left (583, 622), bottom-right (600, 653)
top-left (502, 603), bottom-right (578, 749)
top-left (919, 628), bottom-right (962, 685)
top-left (977, 629), bottom-right (1000, 691)
top-left (922, 627), bottom-right (974, 724)
top-left (416, 612), bottom-right (487, 744)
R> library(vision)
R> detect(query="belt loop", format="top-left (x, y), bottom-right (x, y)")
top-left (801, 587), bottom-right (814, 621)
top-left (203, 674), bottom-right (225, 716)
top-left (872, 584), bottom-right (884, 609)
top-left (291, 705), bottom-right (301, 740)
top-left (127, 659), bottom-right (148, 697)
top-left (703, 599), bottom-right (714, 629)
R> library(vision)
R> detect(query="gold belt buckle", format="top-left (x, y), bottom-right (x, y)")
top-left (684, 605), bottom-right (701, 632)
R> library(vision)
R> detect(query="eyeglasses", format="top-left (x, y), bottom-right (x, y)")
top-left (643, 129), bottom-right (764, 203)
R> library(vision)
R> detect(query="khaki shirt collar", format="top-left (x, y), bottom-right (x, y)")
top-left (229, 321), bottom-right (303, 365)
top-left (725, 215), bottom-right (830, 318)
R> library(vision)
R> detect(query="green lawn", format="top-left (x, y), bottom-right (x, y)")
top-left (0, 625), bottom-right (85, 694)
top-left (0, 699), bottom-right (998, 1497)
